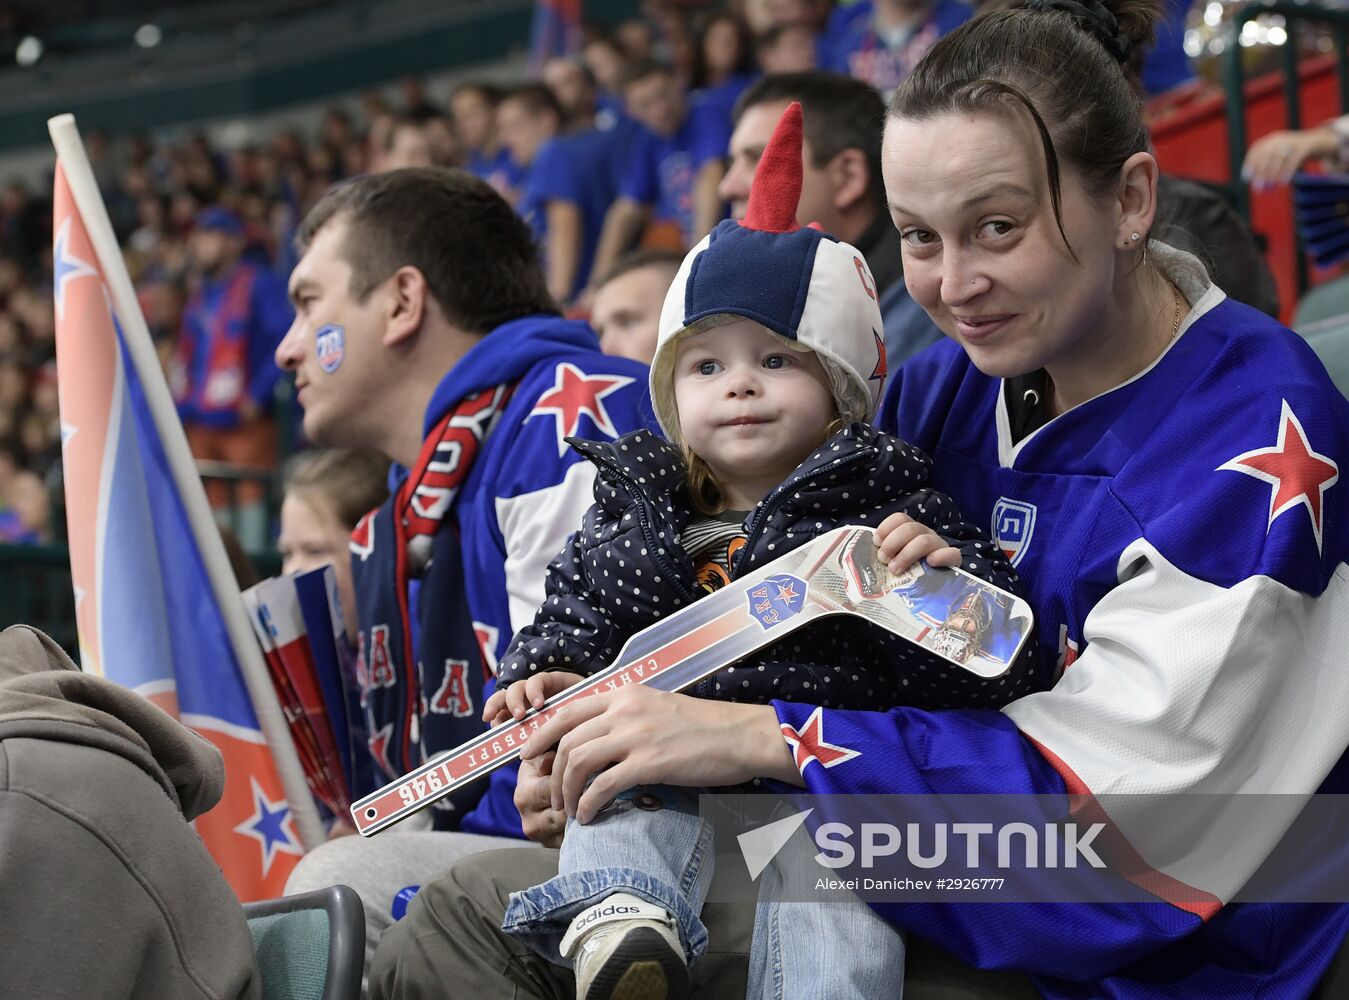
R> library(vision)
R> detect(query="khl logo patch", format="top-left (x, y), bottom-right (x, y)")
top-left (992, 497), bottom-right (1036, 568)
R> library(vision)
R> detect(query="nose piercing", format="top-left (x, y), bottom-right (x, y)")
top-left (969, 277), bottom-right (977, 285)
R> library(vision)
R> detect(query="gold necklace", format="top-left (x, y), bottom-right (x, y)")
top-left (1166, 281), bottom-right (1185, 342)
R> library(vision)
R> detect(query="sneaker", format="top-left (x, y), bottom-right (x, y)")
top-left (560, 892), bottom-right (690, 1000)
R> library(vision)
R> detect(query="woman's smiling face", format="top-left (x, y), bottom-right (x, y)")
top-left (882, 110), bottom-right (1125, 381)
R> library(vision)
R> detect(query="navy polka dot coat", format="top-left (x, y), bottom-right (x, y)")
top-left (498, 423), bottom-right (1040, 710)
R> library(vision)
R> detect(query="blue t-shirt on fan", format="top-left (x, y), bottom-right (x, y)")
top-left (620, 103), bottom-right (731, 245)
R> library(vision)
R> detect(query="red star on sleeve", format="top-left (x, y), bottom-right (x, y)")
top-left (781, 706), bottom-right (861, 772)
top-left (530, 362), bottom-right (636, 454)
top-left (1219, 399), bottom-right (1340, 553)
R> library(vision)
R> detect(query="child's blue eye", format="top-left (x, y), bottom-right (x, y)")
top-left (763, 354), bottom-right (789, 370)
top-left (697, 360), bottom-right (721, 376)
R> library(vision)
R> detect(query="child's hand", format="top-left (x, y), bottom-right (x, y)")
top-left (875, 512), bottom-right (962, 574)
top-left (482, 670), bottom-right (587, 726)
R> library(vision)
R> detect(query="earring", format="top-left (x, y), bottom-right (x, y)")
top-left (1130, 232), bottom-right (1142, 241)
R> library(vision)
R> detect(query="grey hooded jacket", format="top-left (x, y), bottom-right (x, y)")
top-left (0, 625), bottom-right (261, 1000)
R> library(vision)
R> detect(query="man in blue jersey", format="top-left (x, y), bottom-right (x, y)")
top-left (497, 84), bottom-right (616, 306)
top-left (451, 82), bottom-right (523, 206)
top-left (588, 59), bottom-right (731, 288)
top-left (274, 167), bottom-right (654, 980)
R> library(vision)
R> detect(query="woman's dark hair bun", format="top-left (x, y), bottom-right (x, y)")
top-left (1022, 0), bottom-right (1161, 65)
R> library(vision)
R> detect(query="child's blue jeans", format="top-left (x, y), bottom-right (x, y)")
top-left (501, 784), bottom-right (906, 999)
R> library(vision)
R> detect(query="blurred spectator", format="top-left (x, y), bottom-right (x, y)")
top-left (169, 207), bottom-right (292, 530)
top-left (689, 11), bottom-right (759, 121)
top-left (1, 181), bottom-right (48, 273)
top-left (743, 0), bottom-right (834, 35)
top-left (581, 34), bottom-right (631, 130)
top-left (616, 18), bottom-right (658, 60)
top-left (320, 107), bottom-right (355, 154)
top-left (757, 22), bottom-right (818, 73)
top-left (451, 82), bottom-right (522, 205)
top-left (590, 248), bottom-right (682, 364)
top-left (0, 441), bottom-right (17, 497)
top-left (721, 71), bottom-right (942, 363)
top-left (589, 59), bottom-right (731, 289)
top-left (421, 113), bottom-right (461, 168)
top-left (279, 447), bottom-right (390, 643)
top-left (0, 470), bottom-right (50, 544)
top-left (400, 76), bottom-right (441, 120)
top-left (499, 84), bottom-right (618, 304)
top-left (373, 117), bottom-right (434, 173)
top-left (819, 0), bottom-right (972, 97)
top-left (542, 57), bottom-right (600, 131)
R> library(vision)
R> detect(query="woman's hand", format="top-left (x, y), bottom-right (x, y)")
top-left (1243, 126), bottom-right (1339, 189)
top-left (482, 670), bottom-right (586, 726)
top-left (520, 684), bottom-right (803, 824)
top-left (875, 512), bottom-right (962, 574)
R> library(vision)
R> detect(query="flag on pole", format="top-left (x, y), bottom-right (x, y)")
top-left (50, 115), bottom-right (323, 900)
top-left (529, 0), bottom-right (583, 74)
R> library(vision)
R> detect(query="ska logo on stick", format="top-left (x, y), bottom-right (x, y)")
top-left (747, 573), bottom-right (808, 629)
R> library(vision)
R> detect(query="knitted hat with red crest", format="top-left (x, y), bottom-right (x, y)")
top-left (650, 101), bottom-right (888, 445)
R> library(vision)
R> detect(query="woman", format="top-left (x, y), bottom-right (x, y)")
top-left (370, 1), bottom-right (1349, 996)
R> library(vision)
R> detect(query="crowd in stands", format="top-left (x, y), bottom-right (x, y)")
top-left (0, 0), bottom-right (1236, 550)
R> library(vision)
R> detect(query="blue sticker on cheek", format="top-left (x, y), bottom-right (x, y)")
top-left (316, 323), bottom-right (345, 373)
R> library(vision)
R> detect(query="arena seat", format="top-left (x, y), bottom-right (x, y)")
top-left (244, 884), bottom-right (365, 1000)
top-left (1292, 275), bottom-right (1349, 399)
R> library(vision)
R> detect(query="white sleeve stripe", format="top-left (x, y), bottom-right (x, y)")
top-left (1006, 539), bottom-right (1349, 903)
top-left (495, 460), bottom-right (598, 639)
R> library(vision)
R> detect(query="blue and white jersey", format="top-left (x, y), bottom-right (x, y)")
top-left (351, 315), bottom-right (656, 837)
top-left (775, 248), bottom-right (1349, 996)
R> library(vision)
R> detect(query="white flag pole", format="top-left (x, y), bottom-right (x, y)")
top-left (48, 113), bottom-right (324, 851)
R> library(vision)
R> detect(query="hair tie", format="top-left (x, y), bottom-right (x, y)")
top-left (1023, 0), bottom-right (1131, 64)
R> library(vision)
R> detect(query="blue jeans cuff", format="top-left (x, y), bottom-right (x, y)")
top-left (501, 866), bottom-right (709, 966)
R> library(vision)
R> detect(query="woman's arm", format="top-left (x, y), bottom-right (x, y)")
top-left (521, 686), bottom-right (801, 822)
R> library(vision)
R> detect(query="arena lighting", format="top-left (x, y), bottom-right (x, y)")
top-left (134, 24), bottom-right (163, 49)
top-left (15, 35), bottom-right (43, 67)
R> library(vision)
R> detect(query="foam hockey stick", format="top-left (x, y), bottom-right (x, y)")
top-left (351, 524), bottom-right (1034, 835)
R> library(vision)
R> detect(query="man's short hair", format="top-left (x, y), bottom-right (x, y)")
top-left (734, 72), bottom-right (886, 205)
top-left (618, 57), bottom-right (673, 93)
top-left (595, 248), bottom-right (684, 290)
top-left (499, 83), bottom-right (564, 123)
top-left (296, 167), bottom-right (557, 335)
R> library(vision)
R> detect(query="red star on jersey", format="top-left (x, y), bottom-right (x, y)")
top-left (368, 723), bottom-right (395, 777)
top-left (1219, 399), bottom-right (1340, 553)
top-left (870, 329), bottom-right (887, 384)
top-left (774, 581), bottom-right (799, 602)
top-left (531, 363), bottom-right (635, 454)
top-left (781, 706), bottom-right (860, 772)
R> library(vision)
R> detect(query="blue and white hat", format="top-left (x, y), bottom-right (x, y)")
top-left (651, 101), bottom-right (888, 444)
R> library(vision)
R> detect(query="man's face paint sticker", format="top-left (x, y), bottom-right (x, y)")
top-left (316, 323), bottom-right (345, 373)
